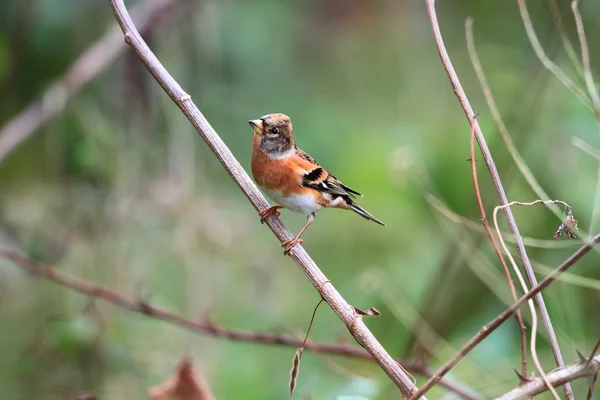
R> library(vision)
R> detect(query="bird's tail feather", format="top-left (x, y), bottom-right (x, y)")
top-left (348, 202), bottom-right (385, 226)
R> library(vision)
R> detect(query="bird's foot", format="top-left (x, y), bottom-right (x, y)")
top-left (282, 237), bottom-right (303, 255)
top-left (259, 206), bottom-right (283, 224)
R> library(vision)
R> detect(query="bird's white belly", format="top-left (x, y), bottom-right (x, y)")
top-left (261, 187), bottom-right (324, 214)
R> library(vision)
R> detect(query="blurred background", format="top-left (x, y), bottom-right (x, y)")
top-left (1, 0), bottom-right (599, 398)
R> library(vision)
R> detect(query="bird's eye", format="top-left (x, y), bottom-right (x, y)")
top-left (270, 127), bottom-right (279, 134)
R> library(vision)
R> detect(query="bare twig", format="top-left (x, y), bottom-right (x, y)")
top-left (468, 115), bottom-right (528, 377)
top-left (495, 354), bottom-right (600, 400)
top-left (104, 0), bottom-right (420, 396)
top-left (408, 233), bottom-right (600, 399)
top-left (0, 0), bottom-right (178, 162)
top-left (425, 2), bottom-right (570, 396)
top-left (0, 250), bottom-right (478, 400)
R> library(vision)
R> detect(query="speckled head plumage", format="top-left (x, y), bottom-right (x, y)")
top-left (248, 113), bottom-right (295, 157)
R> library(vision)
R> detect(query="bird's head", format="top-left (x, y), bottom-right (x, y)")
top-left (249, 113), bottom-right (295, 157)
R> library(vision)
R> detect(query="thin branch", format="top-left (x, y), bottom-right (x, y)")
top-left (0, 0), bottom-right (179, 162)
top-left (0, 250), bottom-right (479, 400)
top-left (495, 354), bottom-right (600, 400)
top-left (106, 0), bottom-right (420, 396)
top-left (468, 115), bottom-right (528, 377)
top-left (408, 233), bottom-right (600, 399)
top-left (425, 1), bottom-right (570, 396)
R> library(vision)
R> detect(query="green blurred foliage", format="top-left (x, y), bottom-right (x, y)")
top-left (0, 0), bottom-right (599, 399)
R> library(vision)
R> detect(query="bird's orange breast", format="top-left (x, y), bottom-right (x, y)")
top-left (251, 135), bottom-right (296, 195)
top-left (251, 134), bottom-right (317, 198)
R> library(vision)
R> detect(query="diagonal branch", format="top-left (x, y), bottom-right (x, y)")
top-left (496, 355), bottom-right (600, 400)
top-left (106, 0), bottom-right (421, 396)
top-left (423, 1), bottom-right (571, 397)
top-left (0, 250), bottom-right (480, 400)
top-left (0, 0), bottom-right (179, 162)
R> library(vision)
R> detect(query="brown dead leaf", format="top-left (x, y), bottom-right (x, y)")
top-left (149, 357), bottom-right (214, 400)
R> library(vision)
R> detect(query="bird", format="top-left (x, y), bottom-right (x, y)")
top-left (248, 113), bottom-right (385, 254)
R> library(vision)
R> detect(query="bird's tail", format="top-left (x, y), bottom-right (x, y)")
top-left (348, 202), bottom-right (386, 226)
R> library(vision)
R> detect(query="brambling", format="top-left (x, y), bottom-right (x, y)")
top-left (249, 113), bottom-right (385, 255)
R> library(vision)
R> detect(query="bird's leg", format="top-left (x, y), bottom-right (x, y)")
top-left (282, 213), bottom-right (315, 255)
top-left (259, 205), bottom-right (284, 224)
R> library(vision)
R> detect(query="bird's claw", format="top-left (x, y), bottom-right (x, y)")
top-left (282, 237), bottom-right (303, 255)
top-left (259, 206), bottom-right (283, 224)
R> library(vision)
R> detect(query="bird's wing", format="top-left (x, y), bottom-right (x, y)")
top-left (295, 148), bottom-right (362, 198)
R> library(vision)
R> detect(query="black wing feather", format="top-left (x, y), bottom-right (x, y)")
top-left (302, 168), bottom-right (361, 199)
top-left (297, 147), bottom-right (363, 198)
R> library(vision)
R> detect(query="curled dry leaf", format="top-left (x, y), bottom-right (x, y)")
top-left (289, 348), bottom-right (302, 399)
top-left (149, 357), bottom-right (214, 400)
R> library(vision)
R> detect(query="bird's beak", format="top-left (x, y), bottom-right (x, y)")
top-left (248, 119), bottom-right (264, 135)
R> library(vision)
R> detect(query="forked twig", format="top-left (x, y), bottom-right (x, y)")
top-left (106, 0), bottom-right (421, 396)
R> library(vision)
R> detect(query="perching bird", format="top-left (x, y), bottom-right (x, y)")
top-left (249, 113), bottom-right (385, 254)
